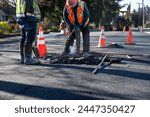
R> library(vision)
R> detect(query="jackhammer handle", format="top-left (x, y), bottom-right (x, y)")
top-left (93, 54), bottom-right (108, 74)
top-left (66, 30), bottom-right (74, 40)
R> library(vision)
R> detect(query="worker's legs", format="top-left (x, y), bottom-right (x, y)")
top-left (24, 21), bottom-right (40, 65)
top-left (20, 27), bottom-right (26, 64)
top-left (81, 26), bottom-right (90, 53)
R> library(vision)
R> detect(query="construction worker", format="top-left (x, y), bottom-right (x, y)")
top-left (16, 0), bottom-right (41, 65)
top-left (61, 0), bottom-right (90, 56)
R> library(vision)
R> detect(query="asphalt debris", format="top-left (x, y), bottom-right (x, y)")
top-left (46, 53), bottom-right (122, 65)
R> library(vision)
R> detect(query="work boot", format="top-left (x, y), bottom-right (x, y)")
top-left (20, 43), bottom-right (25, 64)
top-left (24, 44), bottom-right (41, 65)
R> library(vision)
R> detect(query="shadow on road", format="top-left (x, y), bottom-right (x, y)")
top-left (0, 80), bottom-right (134, 100)
top-left (100, 68), bottom-right (150, 81)
top-left (0, 80), bottom-right (98, 100)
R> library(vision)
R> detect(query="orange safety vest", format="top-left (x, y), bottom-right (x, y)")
top-left (66, 0), bottom-right (84, 25)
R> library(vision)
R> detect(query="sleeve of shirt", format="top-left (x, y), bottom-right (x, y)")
top-left (63, 6), bottom-right (71, 26)
top-left (26, 0), bottom-right (34, 14)
top-left (81, 3), bottom-right (89, 28)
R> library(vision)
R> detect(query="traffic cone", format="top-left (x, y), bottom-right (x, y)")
top-left (37, 25), bottom-right (47, 57)
top-left (98, 29), bottom-right (106, 47)
top-left (125, 26), bottom-right (135, 45)
top-left (123, 26), bottom-right (126, 32)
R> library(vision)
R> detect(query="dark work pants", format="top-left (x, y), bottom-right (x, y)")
top-left (65, 26), bottom-right (90, 53)
top-left (20, 21), bottom-right (37, 46)
top-left (20, 19), bottom-right (37, 59)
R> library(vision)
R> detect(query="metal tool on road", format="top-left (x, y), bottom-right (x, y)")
top-left (66, 29), bottom-right (75, 42)
top-left (74, 26), bottom-right (80, 55)
top-left (93, 54), bottom-right (108, 74)
top-left (62, 28), bottom-right (81, 56)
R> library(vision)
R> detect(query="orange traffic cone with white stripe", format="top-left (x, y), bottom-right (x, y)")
top-left (37, 25), bottom-right (47, 57)
top-left (125, 26), bottom-right (135, 45)
top-left (98, 27), bottom-right (106, 47)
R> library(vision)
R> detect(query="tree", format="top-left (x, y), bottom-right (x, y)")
top-left (0, 0), bottom-right (16, 19)
top-left (0, 0), bottom-right (124, 28)
top-left (89, 0), bottom-right (121, 26)
top-left (131, 5), bottom-right (150, 27)
top-left (0, 0), bottom-right (16, 7)
top-left (131, 9), bottom-right (139, 27)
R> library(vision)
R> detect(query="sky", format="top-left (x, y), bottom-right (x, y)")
top-left (120, 0), bottom-right (150, 11)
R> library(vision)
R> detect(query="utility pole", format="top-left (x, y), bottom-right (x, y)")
top-left (142, 0), bottom-right (145, 28)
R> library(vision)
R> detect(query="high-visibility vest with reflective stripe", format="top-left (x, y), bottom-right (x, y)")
top-left (66, 0), bottom-right (84, 25)
top-left (16, 0), bottom-right (41, 19)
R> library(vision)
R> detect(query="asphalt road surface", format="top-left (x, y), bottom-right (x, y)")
top-left (0, 30), bottom-right (150, 100)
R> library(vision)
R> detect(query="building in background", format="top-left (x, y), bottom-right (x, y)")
top-left (0, 9), bottom-right (7, 21)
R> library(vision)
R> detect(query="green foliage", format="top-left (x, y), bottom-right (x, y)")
top-left (39, 0), bottom-right (65, 22)
top-left (51, 26), bottom-right (59, 32)
top-left (9, 23), bottom-right (16, 31)
top-left (0, 22), bottom-right (12, 34)
top-left (89, 0), bottom-right (121, 26)
top-left (131, 5), bottom-right (150, 27)
top-left (43, 20), bottom-right (50, 31)
top-left (39, 0), bottom-right (125, 30)
top-left (40, 0), bottom-right (121, 27)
